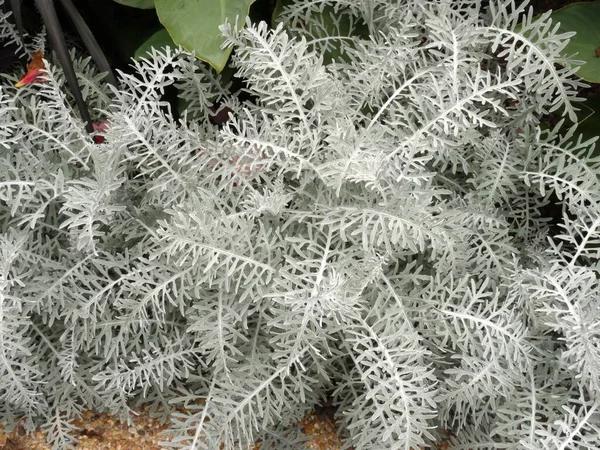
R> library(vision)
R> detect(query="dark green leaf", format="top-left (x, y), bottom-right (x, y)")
top-left (112, 0), bottom-right (155, 9)
top-left (548, 1), bottom-right (600, 83)
top-left (134, 28), bottom-right (174, 59)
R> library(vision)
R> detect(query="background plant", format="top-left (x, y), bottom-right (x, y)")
top-left (116, 0), bottom-right (257, 72)
top-left (1, 0), bottom-right (117, 133)
top-left (544, 0), bottom-right (600, 83)
top-left (541, 1), bottom-right (600, 160)
top-left (1, 0), bottom-right (600, 449)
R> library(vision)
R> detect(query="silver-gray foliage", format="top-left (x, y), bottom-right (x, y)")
top-left (1, 0), bottom-right (599, 448)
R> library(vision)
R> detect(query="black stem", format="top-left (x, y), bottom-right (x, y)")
top-left (34, 0), bottom-right (94, 134)
top-left (56, 0), bottom-right (118, 86)
top-left (9, 0), bottom-right (24, 38)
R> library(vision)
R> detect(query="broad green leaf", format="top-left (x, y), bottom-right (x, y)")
top-left (113, 0), bottom-right (155, 9)
top-left (548, 1), bottom-right (600, 83)
top-left (134, 28), bottom-right (175, 59)
top-left (154, 0), bottom-right (254, 73)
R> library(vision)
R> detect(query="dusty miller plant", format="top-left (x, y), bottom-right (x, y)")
top-left (1, 0), bottom-right (600, 448)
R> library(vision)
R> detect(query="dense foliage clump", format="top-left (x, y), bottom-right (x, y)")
top-left (1, 0), bottom-right (600, 448)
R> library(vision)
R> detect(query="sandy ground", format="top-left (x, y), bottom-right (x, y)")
top-left (1, 410), bottom-right (345, 450)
